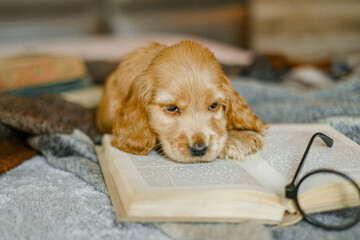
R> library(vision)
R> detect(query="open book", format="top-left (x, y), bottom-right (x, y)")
top-left (97, 124), bottom-right (360, 225)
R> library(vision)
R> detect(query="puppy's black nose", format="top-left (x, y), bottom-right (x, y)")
top-left (189, 144), bottom-right (208, 157)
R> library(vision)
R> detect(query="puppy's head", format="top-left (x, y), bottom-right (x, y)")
top-left (113, 41), bottom-right (266, 163)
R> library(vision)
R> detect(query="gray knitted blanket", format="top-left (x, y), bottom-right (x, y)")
top-left (1, 76), bottom-right (359, 240)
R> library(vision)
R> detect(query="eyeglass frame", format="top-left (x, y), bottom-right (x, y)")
top-left (285, 132), bottom-right (360, 230)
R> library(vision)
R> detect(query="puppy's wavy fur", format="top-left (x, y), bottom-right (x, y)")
top-left (97, 41), bottom-right (267, 163)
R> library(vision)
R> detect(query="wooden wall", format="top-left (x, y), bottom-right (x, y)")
top-left (249, 0), bottom-right (360, 61)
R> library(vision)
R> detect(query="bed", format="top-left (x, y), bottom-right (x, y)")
top-left (1, 35), bottom-right (359, 240)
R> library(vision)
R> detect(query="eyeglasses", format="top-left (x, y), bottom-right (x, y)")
top-left (285, 132), bottom-right (360, 230)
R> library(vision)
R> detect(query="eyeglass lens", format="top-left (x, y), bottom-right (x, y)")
top-left (296, 171), bottom-right (360, 230)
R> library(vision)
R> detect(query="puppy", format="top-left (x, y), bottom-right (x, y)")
top-left (96, 40), bottom-right (267, 163)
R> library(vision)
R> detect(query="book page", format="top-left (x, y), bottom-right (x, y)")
top-left (103, 135), bottom-right (275, 195)
top-left (240, 124), bottom-right (360, 205)
top-left (259, 124), bottom-right (360, 181)
top-left (128, 151), bottom-right (261, 189)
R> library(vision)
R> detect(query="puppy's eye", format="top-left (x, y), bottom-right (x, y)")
top-left (208, 102), bottom-right (219, 111)
top-left (165, 105), bottom-right (179, 113)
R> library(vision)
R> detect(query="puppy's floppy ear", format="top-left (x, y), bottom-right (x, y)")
top-left (111, 72), bottom-right (156, 155)
top-left (221, 75), bottom-right (267, 135)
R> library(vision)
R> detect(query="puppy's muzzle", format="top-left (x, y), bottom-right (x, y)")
top-left (189, 144), bottom-right (208, 157)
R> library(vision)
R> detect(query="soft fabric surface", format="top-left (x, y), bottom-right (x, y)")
top-left (0, 156), bottom-right (170, 240)
top-left (1, 76), bottom-right (360, 240)
top-left (233, 77), bottom-right (360, 144)
top-left (28, 130), bottom-right (107, 194)
top-left (158, 222), bottom-right (273, 240)
top-left (0, 93), bottom-right (100, 140)
top-left (0, 134), bottom-right (37, 174)
top-left (0, 93), bottom-right (101, 173)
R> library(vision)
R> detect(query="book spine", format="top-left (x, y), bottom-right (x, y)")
top-left (6, 76), bottom-right (91, 97)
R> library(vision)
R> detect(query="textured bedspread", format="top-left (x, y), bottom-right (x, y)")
top-left (1, 76), bottom-right (359, 240)
top-left (235, 76), bottom-right (360, 143)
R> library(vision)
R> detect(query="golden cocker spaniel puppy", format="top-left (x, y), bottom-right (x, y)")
top-left (97, 40), bottom-right (267, 163)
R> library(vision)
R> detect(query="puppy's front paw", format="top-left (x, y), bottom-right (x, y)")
top-left (219, 130), bottom-right (264, 161)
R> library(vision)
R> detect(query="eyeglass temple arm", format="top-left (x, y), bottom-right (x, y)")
top-left (286, 132), bottom-right (333, 199)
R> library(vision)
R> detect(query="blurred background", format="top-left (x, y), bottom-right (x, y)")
top-left (1, 0), bottom-right (360, 101)
top-left (1, 0), bottom-right (359, 61)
